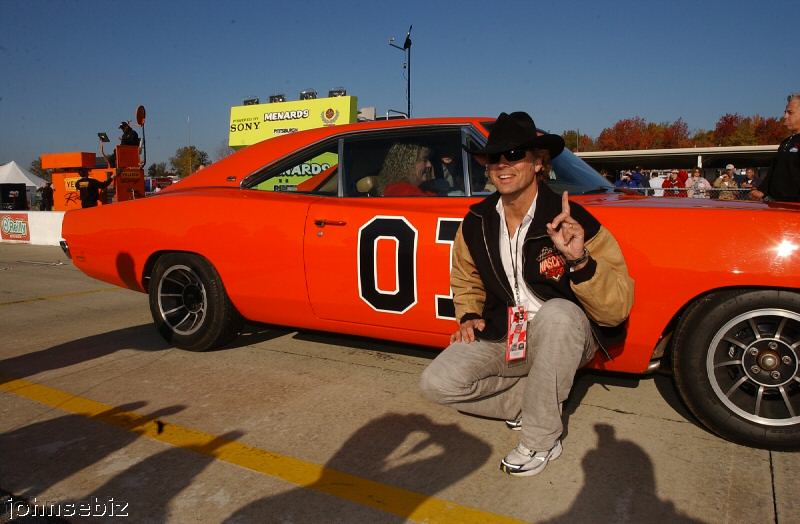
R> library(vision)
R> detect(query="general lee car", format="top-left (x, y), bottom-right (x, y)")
top-left (61, 117), bottom-right (800, 450)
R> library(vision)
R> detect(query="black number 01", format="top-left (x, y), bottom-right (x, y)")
top-left (357, 216), bottom-right (460, 319)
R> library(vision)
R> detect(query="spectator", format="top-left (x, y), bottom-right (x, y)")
top-left (751, 93), bottom-right (800, 202)
top-left (39, 182), bottom-right (54, 211)
top-left (686, 168), bottom-right (712, 198)
top-left (661, 171), bottom-right (679, 197)
top-left (675, 170), bottom-right (689, 197)
top-left (650, 172), bottom-right (664, 197)
top-left (740, 168), bottom-right (763, 191)
top-left (713, 171), bottom-right (739, 201)
top-left (615, 171), bottom-right (643, 189)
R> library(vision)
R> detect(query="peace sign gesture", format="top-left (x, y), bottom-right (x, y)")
top-left (546, 191), bottom-right (586, 262)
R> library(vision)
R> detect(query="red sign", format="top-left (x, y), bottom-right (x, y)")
top-left (1, 213), bottom-right (30, 242)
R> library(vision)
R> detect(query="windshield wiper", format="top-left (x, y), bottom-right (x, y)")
top-left (582, 187), bottom-right (613, 195)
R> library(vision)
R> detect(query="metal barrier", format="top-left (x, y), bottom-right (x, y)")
top-left (624, 187), bottom-right (756, 201)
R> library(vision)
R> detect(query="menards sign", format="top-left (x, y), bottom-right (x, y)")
top-left (228, 96), bottom-right (357, 149)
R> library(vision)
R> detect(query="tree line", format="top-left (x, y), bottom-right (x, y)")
top-left (562, 113), bottom-right (785, 152)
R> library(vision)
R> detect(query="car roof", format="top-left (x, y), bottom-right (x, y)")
top-left (172, 117), bottom-right (491, 190)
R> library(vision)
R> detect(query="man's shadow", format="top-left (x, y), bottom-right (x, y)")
top-left (0, 402), bottom-right (185, 499)
top-left (543, 424), bottom-right (703, 524)
top-left (224, 413), bottom-right (491, 523)
top-left (84, 431), bottom-right (243, 522)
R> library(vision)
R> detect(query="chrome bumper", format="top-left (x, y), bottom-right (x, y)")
top-left (59, 240), bottom-right (71, 259)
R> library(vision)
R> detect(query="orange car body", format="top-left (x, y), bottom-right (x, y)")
top-left (62, 117), bottom-right (800, 374)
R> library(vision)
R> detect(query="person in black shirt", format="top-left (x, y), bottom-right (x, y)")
top-left (101, 121), bottom-right (141, 168)
top-left (751, 93), bottom-right (800, 202)
top-left (119, 121), bottom-right (140, 146)
top-left (74, 169), bottom-right (114, 208)
top-left (39, 182), bottom-right (54, 211)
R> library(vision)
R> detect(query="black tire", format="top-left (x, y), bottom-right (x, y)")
top-left (148, 253), bottom-right (243, 352)
top-left (672, 289), bottom-right (800, 450)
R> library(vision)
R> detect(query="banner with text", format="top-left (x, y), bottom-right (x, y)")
top-left (229, 96), bottom-right (358, 148)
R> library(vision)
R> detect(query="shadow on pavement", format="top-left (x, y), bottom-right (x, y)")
top-left (0, 323), bottom-right (290, 386)
top-left (224, 413), bottom-right (491, 523)
top-left (85, 431), bottom-right (243, 522)
top-left (542, 424), bottom-right (703, 523)
top-left (0, 402), bottom-right (185, 500)
top-left (0, 325), bottom-right (169, 386)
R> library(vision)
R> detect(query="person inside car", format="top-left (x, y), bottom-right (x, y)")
top-left (378, 143), bottom-right (439, 197)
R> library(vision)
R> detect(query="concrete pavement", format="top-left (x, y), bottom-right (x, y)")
top-left (0, 244), bottom-right (796, 523)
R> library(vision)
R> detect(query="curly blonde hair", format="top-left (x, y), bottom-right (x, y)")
top-left (377, 143), bottom-right (431, 195)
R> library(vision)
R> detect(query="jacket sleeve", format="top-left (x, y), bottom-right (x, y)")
top-left (450, 225), bottom-right (486, 323)
top-left (568, 226), bottom-right (634, 327)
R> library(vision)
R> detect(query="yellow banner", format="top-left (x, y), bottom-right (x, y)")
top-left (229, 96), bottom-right (357, 148)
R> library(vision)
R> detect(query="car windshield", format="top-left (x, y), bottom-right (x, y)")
top-left (473, 122), bottom-right (613, 195)
top-left (548, 149), bottom-right (614, 195)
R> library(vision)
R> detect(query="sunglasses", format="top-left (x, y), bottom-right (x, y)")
top-left (487, 148), bottom-right (527, 164)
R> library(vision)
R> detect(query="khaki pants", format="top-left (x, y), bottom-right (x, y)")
top-left (420, 299), bottom-right (598, 451)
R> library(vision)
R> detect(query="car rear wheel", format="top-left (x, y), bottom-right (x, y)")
top-left (148, 253), bottom-right (243, 351)
top-left (673, 289), bottom-right (800, 450)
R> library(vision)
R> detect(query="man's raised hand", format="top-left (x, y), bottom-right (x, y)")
top-left (545, 191), bottom-right (585, 260)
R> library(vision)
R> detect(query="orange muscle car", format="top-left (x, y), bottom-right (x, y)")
top-left (61, 117), bottom-right (800, 450)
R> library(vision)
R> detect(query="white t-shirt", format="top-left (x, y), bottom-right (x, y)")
top-left (497, 195), bottom-right (544, 316)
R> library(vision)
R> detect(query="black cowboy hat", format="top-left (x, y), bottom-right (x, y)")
top-left (466, 111), bottom-right (564, 159)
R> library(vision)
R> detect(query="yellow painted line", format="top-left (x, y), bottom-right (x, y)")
top-left (0, 287), bottom-right (121, 306)
top-left (0, 376), bottom-right (524, 524)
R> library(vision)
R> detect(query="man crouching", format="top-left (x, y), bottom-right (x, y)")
top-left (420, 111), bottom-right (634, 476)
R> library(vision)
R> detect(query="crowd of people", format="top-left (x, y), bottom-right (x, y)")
top-left (603, 164), bottom-right (765, 200)
top-left (600, 93), bottom-right (799, 202)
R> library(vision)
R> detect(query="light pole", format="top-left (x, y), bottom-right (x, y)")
top-left (388, 25), bottom-right (412, 118)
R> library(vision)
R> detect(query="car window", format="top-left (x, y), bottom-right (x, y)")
top-left (250, 142), bottom-right (339, 195)
top-left (342, 128), bottom-right (466, 197)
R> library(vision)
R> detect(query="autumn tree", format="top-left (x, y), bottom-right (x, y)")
top-left (29, 158), bottom-right (51, 182)
top-left (147, 162), bottom-right (171, 178)
top-left (170, 146), bottom-right (209, 178)
top-left (661, 118), bottom-right (692, 148)
top-left (752, 115), bottom-right (785, 145)
top-left (596, 117), bottom-right (650, 150)
top-left (561, 130), bottom-right (596, 152)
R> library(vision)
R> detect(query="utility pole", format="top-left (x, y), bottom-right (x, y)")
top-left (388, 25), bottom-right (413, 118)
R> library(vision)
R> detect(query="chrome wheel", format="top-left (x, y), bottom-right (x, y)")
top-left (707, 309), bottom-right (800, 426)
top-left (157, 264), bottom-right (208, 336)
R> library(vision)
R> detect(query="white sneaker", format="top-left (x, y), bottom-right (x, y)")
top-left (500, 440), bottom-right (562, 477)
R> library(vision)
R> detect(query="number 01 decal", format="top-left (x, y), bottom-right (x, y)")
top-left (357, 216), bottom-right (462, 319)
top-left (358, 216), bottom-right (418, 314)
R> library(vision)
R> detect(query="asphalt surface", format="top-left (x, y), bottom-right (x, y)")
top-left (0, 243), bottom-right (797, 523)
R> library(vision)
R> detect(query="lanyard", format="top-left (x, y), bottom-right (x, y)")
top-left (507, 224), bottom-right (524, 306)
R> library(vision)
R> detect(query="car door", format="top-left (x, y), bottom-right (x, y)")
top-left (303, 126), bottom-right (476, 335)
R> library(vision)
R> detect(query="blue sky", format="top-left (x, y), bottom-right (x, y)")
top-left (0, 0), bottom-right (795, 170)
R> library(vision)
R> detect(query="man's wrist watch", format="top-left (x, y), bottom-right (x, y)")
top-left (566, 247), bottom-right (589, 268)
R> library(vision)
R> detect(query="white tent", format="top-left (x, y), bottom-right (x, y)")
top-left (0, 161), bottom-right (47, 210)
top-left (0, 161), bottom-right (46, 187)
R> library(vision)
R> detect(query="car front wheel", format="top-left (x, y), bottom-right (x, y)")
top-left (673, 289), bottom-right (800, 450)
top-left (148, 253), bottom-right (243, 352)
